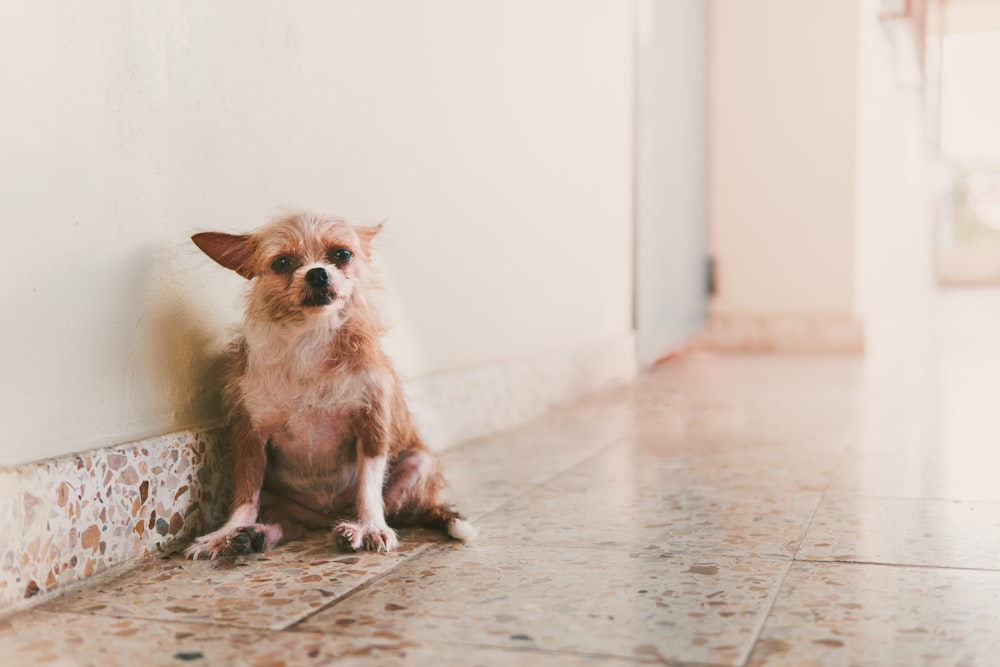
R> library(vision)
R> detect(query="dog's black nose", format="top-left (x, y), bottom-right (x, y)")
top-left (305, 267), bottom-right (329, 288)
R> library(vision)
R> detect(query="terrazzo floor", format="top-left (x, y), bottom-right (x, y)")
top-left (4, 288), bottom-right (1000, 666)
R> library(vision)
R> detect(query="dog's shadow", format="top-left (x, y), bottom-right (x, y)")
top-left (132, 242), bottom-right (236, 433)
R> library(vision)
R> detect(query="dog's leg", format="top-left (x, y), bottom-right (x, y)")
top-left (185, 413), bottom-right (273, 559)
top-left (384, 449), bottom-right (477, 542)
top-left (334, 453), bottom-right (397, 552)
top-left (382, 448), bottom-right (437, 513)
top-left (334, 393), bottom-right (398, 553)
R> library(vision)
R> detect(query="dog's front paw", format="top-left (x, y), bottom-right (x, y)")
top-left (184, 525), bottom-right (268, 560)
top-left (334, 521), bottom-right (398, 553)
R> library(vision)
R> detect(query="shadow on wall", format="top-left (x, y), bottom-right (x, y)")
top-left (134, 243), bottom-right (233, 433)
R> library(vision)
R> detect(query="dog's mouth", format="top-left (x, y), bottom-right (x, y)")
top-left (302, 291), bottom-right (335, 308)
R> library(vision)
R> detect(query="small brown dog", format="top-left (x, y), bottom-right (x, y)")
top-left (185, 213), bottom-right (474, 558)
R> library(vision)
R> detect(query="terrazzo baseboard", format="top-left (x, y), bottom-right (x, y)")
top-left (700, 312), bottom-right (865, 353)
top-left (0, 332), bottom-right (637, 614)
top-left (0, 429), bottom-right (232, 614)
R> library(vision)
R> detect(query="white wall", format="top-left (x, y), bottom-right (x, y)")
top-left (854, 0), bottom-right (932, 315)
top-left (709, 0), bottom-right (861, 317)
top-left (0, 1), bottom-right (634, 466)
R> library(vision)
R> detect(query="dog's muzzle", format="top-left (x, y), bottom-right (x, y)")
top-left (303, 267), bottom-right (335, 307)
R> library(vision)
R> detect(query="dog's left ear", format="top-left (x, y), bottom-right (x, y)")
top-left (192, 232), bottom-right (257, 279)
top-left (354, 222), bottom-right (383, 257)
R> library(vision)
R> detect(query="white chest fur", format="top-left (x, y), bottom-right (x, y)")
top-left (240, 320), bottom-right (366, 445)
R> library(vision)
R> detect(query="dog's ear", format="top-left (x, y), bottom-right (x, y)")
top-left (354, 222), bottom-right (383, 257)
top-left (192, 232), bottom-right (257, 279)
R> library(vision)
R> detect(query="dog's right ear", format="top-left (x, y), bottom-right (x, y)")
top-left (354, 222), bottom-right (384, 258)
top-left (192, 232), bottom-right (257, 279)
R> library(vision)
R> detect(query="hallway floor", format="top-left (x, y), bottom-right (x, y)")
top-left (3, 289), bottom-right (1000, 666)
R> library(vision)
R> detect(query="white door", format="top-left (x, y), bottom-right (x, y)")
top-left (634, 0), bottom-right (708, 366)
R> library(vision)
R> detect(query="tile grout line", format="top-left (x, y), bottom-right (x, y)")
top-left (250, 388), bottom-right (859, 644)
top-left (26, 538), bottom-right (451, 634)
top-left (454, 430), bottom-right (639, 528)
top-left (787, 408), bottom-right (859, 563)
top-left (278, 540), bottom-right (451, 632)
top-left (34, 603), bottom-right (672, 667)
top-left (817, 490), bottom-right (1000, 505)
top-left (278, 428), bottom-right (639, 633)
top-left (22, 605), bottom-right (297, 637)
top-left (735, 413), bottom-right (859, 667)
top-left (0, 549), bottom-right (161, 622)
top-left (791, 557), bottom-right (1000, 575)
top-left (789, 487), bottom-right (828, 563)
top-left (735, 558), bottom-right (794, 667)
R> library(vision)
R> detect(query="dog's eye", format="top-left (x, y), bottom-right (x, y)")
top-left (328, 248), bottom-right (352, 265)
top-left (270, 255), bottom-right (294, 274)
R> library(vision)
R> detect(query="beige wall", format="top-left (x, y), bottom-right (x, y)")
top-left (709, 0), bottom-right (861, 318)
top-left (934, 0), bottom-right (1000, 34)
top-left (0, 2), bottom-right (634, 466)
top-left (708, 0), bottom-right (930, 340)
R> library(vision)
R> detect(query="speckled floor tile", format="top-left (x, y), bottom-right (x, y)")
top-left (233, 633), bottom-right (654, 667)
top-left (440, 398), bottom-right (634, 520)
top-left (297, 543), bottom-right (789, 666)
top-left (747, 562), bottom-right (1000, 667)
top-left (42, 530), bottom-right (444, 631)
top-left (798, 495), bottom-right (1000, 570)
top-left (476, 471), bottom-right (819, 558)
top-left (636, 354), bottom-right (861, 416)
top-left (627, 359), bottom-right (859, 456)
top-left (828, 449), bottom-right (1000, 502)
top-left (640, 353), bottom-right (863, 398)
top-left (631, 415), bottom-right (855, 460)
top-left (0, 609), bottom-right (648, 667)
top-left (579, 436), bottom-right (842, 492)
top-left (614, 376), bottom-right (854, 441)
top-left (0, 610), bottom-right (262, 667)
top-left (852, 424), bottom-right (1000, 458)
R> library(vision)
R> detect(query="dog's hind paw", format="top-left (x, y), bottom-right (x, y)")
top-left (334, 520), bottom-right (398, 553)
top-left (447, 517), bottom-right (478, 542)
top-left (184, 525), bottom-right (269, 560)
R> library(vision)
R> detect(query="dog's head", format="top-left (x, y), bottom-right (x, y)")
top-left (193, 213), bottom-right (381, 328)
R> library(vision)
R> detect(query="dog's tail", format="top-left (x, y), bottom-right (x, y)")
top-left (422, 504), bottom-right (477, 542)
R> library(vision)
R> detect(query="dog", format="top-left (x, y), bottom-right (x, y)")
top-left (185, 213), bottom-right (474, 558)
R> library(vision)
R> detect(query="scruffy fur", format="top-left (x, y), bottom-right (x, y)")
top-left (185, 213), bottom-right (474, 558)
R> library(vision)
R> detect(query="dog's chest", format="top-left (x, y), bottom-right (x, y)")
top-left (240, 345), bottom-right (365, 452)
top-left (242, 346), bottom-right (365, 502)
